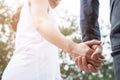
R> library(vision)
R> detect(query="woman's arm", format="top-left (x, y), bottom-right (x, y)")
top-left (30, 0), bottom-right (101, 57)
top-left (30, 0), bottom-right (104, 73)
top-left (30, 0), bottom-right (75, 53)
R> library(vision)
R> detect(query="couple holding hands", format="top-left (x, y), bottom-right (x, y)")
top-left (2, 0), bottom-right (104, 80)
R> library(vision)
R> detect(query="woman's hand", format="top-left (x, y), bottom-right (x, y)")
top-left (75, 56), bottom-right (104, 73)
top-left (68, 40), bottom-right (101, 58)
top-left (68, 40), bottom-right (104, 73)
top-left (73, 40), bottom-right (104, 73)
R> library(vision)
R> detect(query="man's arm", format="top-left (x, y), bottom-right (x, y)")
top-left (80, 0), bottom-right (100, 42)
top-left (79, 0), bottom-right (104, 73)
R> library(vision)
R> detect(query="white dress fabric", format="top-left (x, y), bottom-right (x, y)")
top-left (2, 1), bottom-right (62, 80)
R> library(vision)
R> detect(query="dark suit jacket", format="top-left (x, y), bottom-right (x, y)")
top-left (80, 0), bottom-right (120, 56)
top-left (80, 0), bottom-right (101, 42)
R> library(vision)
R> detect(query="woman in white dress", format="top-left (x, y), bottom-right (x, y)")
top-left (2, 0), bottom-right (104, 80)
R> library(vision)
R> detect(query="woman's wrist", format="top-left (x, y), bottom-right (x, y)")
top-left (66, 40), bottom-right (77, 58)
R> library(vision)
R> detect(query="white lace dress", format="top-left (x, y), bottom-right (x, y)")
top-left (2, 1), bottom-right (62, 80)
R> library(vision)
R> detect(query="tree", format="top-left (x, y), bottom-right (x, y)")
top-left (59, 12), bottom-right (114, 80)
top-left (0, 0), bottom-right (14, 79)
top-left (0, 0), bottom-right (114, 80)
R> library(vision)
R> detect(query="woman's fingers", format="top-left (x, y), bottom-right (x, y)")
top-left (75, 56), bottom-right (103, 73)
top-left (75, 56), bottom-right (88, 72)
top-left (75, 56), bottom-right (83, 70)
top-left (75, 56), bottom-right (94, 73)
top-left (82, 56), bottom-right (90, 72)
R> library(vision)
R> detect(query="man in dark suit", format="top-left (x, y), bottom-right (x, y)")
top-left (80, 0), bottom-right (120, 80)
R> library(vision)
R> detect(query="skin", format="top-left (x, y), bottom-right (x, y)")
top-left (45, 1), bottom-right (104, 71)
top-left (11, 0), bottom-right (104, 73)
top-left (10, 5), bottom-right (23, 31)
top-left (48, 0), bottom-right (60, 8)
top-left (75, 44), bottom-right (104, 73)
top-left (10, 0), bottom-right (58, 31)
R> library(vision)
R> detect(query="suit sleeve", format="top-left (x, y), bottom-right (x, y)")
top-left (80, 0), bottom-right (101, 42)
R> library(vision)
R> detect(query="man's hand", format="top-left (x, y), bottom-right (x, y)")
top-left (74, 40), bottom-right (104, 73)
top-left (91, 44), bottom-right (104, 61)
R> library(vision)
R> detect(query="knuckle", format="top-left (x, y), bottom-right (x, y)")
top-left (92, 40), bottom-right (96, 42)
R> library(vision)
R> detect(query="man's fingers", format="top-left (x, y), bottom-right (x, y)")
top-left (88, 59), bottom-right (102, 67)
top-left (98, 56), bottom-right (105, 61)
top-left (88, 64), bottom-right (98, 73)
top-left (87, 49), bottom-right (94, 56)
top-left (91, 45), bottom-right (104, 62)
top-left (85, 40), bottom-right (101, 46)
top-left (91, 53), bottom-right (104, 63)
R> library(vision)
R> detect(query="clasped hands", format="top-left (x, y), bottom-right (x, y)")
top-left (69, 40), bottom-right (104, 73)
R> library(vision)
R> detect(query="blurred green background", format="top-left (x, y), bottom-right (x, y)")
top-left (0, 0), bottom-right (114, 80)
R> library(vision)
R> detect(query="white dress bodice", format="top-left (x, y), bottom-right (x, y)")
top-left (2, 1), bottom-right (62, 80)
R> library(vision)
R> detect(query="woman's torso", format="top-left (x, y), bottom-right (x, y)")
top-left (2, 1), bottom-right (62, 80)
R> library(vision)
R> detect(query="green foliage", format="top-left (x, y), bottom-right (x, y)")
top-left (60, 27), bottom-right (76, 36)
top-left (59, 16), bottom-right (79, 37)
top-left (0, 42), bottom-right (10, 79)
top-left (0, 0), bottom-right (11, 24)
top-left (59, 51), bottom-right (114, 80)
top-left (72, 37), bottom-right (82, 43)
top-left (59, 14), bottom-right (114, 80)
top-left (0, 0), bottom-right (114, 80)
